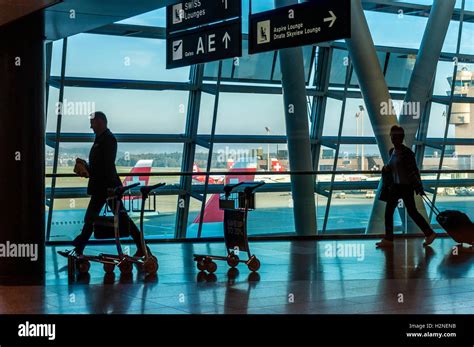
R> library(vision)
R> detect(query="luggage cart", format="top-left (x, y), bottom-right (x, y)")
top-left (68, 182), bottom-right (165, 277)
top-left (68, 183), bottom-right (140, 277)
top-left (96, 183), bottom-right (165, 275)
top-left (193, 181), bottom-right (265, 273)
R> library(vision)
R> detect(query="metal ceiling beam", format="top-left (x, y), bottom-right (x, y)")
top-left (45, 132), bottom-right (191, 144)
top-left (45, 178), bottom-right (474, 199)
top-left (49, 76), bottom-right (194, 91)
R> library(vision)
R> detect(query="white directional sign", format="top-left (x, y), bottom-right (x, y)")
top-left (249, 0), bottom-right (350, 54)
top-left (167, 0), bottom-right (242, 33)
top-left (166, 18), bottom-right (241, 69)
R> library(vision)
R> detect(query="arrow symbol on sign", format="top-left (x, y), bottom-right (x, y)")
top-left (223, 32), bottom-right (231, 49)
top-left (324, 11), bottom-right (337, 27)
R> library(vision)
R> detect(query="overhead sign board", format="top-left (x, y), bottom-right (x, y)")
top-left (166, 18), bottom-right (242, 69)
top-left (167, 0), bottom-right (242, 33)
top-left (248, 0), bottom-right (350, 54)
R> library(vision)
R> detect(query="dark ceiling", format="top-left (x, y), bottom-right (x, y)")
top-left (0, 0), bottom-right (179, 40)
top-left (0, 0), bottom-right (59, 26)
top-left (44, 0), bottom-right (180, 40)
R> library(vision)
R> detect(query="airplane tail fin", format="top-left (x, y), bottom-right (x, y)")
top-left (271, 158), bottom-right (285, 172)
top-left (122, 159), bottom-right (153, 186)
top-left (193, 162), bottom-right (211, 184)
top-left (193, 158), bottom-right (257, 224)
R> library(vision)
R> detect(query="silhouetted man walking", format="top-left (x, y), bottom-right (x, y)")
top-left (58, 112), bottom-right (146, 257)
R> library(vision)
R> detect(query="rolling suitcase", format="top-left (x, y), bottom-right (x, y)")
top-left (422, 195), bottom-right (474, 245)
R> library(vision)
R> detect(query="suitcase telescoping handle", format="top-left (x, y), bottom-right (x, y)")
top-left (421, 194), bottom-right (440, 216)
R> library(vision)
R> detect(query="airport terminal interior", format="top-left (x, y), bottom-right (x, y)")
top-left (1, 0), bottom-right (473, 315)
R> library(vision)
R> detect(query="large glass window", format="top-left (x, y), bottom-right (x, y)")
top-left (59, 87), bottom-right (188, 134)
top-left (65, 34), bottom-right (190, 82)
top-left (45, 1), bottom-right (474, 242)
top-left (199, 92), bottom-right (288, 135)
top-left (461, 20), bottom-right (474, 55)
top-left (365, 11), bottom-right (428, 49)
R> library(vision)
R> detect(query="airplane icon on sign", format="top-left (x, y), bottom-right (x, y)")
top-left (172, 40), bottom-right (183, 60)
top-left (173, 40), bottom-right (182, 52)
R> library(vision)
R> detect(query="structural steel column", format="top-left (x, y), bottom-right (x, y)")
top-left (345, 0), bottom-right (398, 234)
top-left (175, 64), bottom-right (204, 238)
top-left (399, 0), bottom-right (455, 232)
top-left (0, 12), bottom-right (45, 284)
top-left (275, 0), bottom-right (317, 235)
top-left (400, 0), bottom-right (456, 148)
top-left (311, 47), bottom-right (332, 171)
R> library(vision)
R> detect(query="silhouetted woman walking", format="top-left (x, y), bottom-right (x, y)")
top-left (376, 126), bottom-right (436, 248)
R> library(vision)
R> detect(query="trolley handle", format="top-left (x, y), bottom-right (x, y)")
top-left (114, 182), bottom-right (140, 196)
top-left (223, 181), bottom-right (246, 196)
top-left (141, 182), bottom-right (166, 196)
top-left (224, 181), bottom-right (266, 195)
top-left (243, 181), bottom-right (265, 194)
top-left (421, 194), bottom-right (440, 216)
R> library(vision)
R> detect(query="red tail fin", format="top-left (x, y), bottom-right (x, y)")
top-left (271, 158), bottom-right (284, 172)
top-left (193, 161), bottom-right (256, 224)
top-left (193, 163), bottom-right (217, 184)
top-left (122, 159), bottom-right (153, 186)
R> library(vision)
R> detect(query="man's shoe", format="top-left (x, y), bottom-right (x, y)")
top-left (376, 239), bottom-right (394, 248)
top-left (423, 233), bottom-right (437, 247)
top-left (57, 249), bottom-right (82, 258)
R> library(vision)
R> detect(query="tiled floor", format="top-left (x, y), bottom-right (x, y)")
top-left (1, 237), bottom-right (473, 314)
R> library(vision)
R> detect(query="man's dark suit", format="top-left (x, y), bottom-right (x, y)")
top-left (72, 129), bottom-right (143, 254)
top-left (86, 128), bottom-right (122, 196)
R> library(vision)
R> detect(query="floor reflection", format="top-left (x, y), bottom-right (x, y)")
top-left (0, 238), bottom-right (472, 314)
top-left (438, 245), bottom-right (474, 279)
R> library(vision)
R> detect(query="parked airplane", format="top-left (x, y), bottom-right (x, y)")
top-left (188, 158), bottom-right (257, 237)
top-left (251, 158), bottom-right (290, 183)
top-left (455, 187), bottom-right (474, 196)
top-left (192, 163), bottom-right (224, 185)
top-left (189, 158), bottom-right (382, 238)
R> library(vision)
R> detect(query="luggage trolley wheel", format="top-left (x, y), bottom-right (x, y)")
top-left (77, 259), bottom-right (90, 274)
top-left (144, 256), bottom-right (159, 274)
top-left (118, 260), bottom-right (133, 274)
top-left (206, 260), bottom-right (217, 274)
top-left (247, 257), bottom-right (260, 272)
top-left (103, 263), bottom-right (115, 274)
top-left (195, 257), bottom-right (217, 273)
top-left (227, 254), bottom-right (240, 268)
top-left (196, 257), bottom-right (207, 272)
